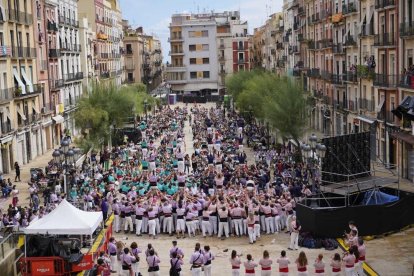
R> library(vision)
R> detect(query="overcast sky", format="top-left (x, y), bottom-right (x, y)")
top-left (119, 0), bottom-right (283, 61)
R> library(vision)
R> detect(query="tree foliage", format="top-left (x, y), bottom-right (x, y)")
top-left (74, 83), bottom-right (152, 150)
top-left (228, 71), bottom-right (308, 145)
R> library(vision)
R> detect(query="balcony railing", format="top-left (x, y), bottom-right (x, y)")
top-left (342, 3), bottom-right (358, 15)
top-left (331, 74), bottom-right (345, 84)
top-left (100, 72), bottom-right (110, 79)
top-left (10, 47), bottom-right (36, 59)
top-left (238, 58), bottom-right (245, 64)
top-left (374, 33), bottom-right (396, 47)
top-left (1, 122), bottom-right (13, 134)
top-left (400, 22), bottom-right (414, 38)
top-left (373, 73), bottom-right (398, 87)
top-left (344, 71), bottom-right (358, 82)
top-left (47, 20), bottom-right (59, 32)
top-left (308, 68), bottom-right (320, 78)
top-left (399, 74), bottom-right (414, 89)
top-left (358, 98), bottom-right (376, 112)
top-left (48, 48), bottom-right (61, 58)
top-left (360, 24), bottom-right (375, 37)
top-left (6, 9), bottom-right (33, 25)
top-left (0, 88), bottom-right (14, 103)
top-left (319, 39), bottom-right (333, 49)
top-left (375, 0), bottom-right (395, 10)
top-left (320, 70), bottom-right (332, 81)
top-left (332, 43), bottom-right (345, 54)
top-left (344, 34), bottom-right (357, 46)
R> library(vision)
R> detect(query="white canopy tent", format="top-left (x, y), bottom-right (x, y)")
top-left (24, 199), bottom-right (103, 236)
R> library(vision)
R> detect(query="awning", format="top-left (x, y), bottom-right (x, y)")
top-left (32, 104), bottom-right (40, 114)
top-left (13, 68), bottom-right (26, 94)
top-left (0, 5), bottom-right (5, 22)
top-left (21, 68), bottom-right (34, 93)
top-left (356, 115), bottom-right (376, 124)
top-left (391, 132), bottom-right (414, 145)
top-left (52, 114), bottom-right (64, 124)
top-left (17, 106), bottom-right (27, 121)
top-left (367, 7), bottom-right (374, 24)
top-left (376, 97), bottom-right (385, 113)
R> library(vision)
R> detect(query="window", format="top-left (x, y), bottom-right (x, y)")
top-left (190, 72), bottom-right (197, 79)
top-left (189, 44), bottom-right (196, 51)
top-left (201, 30), bottom-right (208, 37)
top-left (202, 58), bottom-right (209, 64)
top-left (202, 44), bottom-right (209, 50)
top-left (203, 71), bottom-right (210, 78)
top-left (189, 58), bottom-right (196, 64)
top-left (189, 31), bottom-right (196, 37)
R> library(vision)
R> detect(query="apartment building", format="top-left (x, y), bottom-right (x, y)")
top-left (141, 34), bottom-right (163, 91)
top-left (252, 0), bottom-right (414, 180)
top-left (79, 16), bottom-right (96, 92)
top-left (166, 11), bottom-right (250, 95)
top-left (78, 0), bottom-right (124, 86)
top-left (0, 0), bottom-right (42, 172)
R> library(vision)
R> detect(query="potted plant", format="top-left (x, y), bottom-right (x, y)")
top-left (14, 87), bottom-right (22, 97)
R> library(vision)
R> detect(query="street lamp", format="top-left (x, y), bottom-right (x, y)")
top-left (143, 99), bottom-right (148, 122)
top-left (59, 138), bottom-right (74, 195)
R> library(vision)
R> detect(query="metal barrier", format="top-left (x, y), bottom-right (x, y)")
top-left (0, 233), bottom-right (19, 260)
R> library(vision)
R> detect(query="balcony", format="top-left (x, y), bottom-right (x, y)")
top-left (6, 9), bottom-right (33, 25)
top-left (298, 33), bottom-right (304, 42)
top-left (238, 45), bottom-right (245, 50)
top-left (311, 13), bottom-right (320, 24)
top-left (345, 71), bottom-right (358, 82)
top-left (400, 22), bottom-right (414, 38)
top-left (0, 88), bottom-right (14, 103)
top-left (374, 33), bottom-right (396, 47)
top-left (219, 44), bottom-right (225, 49)
top-left (238, 58), bottom-right (245, 64)
top-left (373, 73), bottom-right (398, 88)
top-left (359, 98), bottom-right (375, 112)
top-left (344, 34), bottom-right (357, 47)
top-left (360, 24), bottom-right (375, 37)
top-left (47, 20), bottom-right (58, 32)
top-left (75, 72), bottom-right (84, 80)
top-left (320, 70), bottom-right (332, 81)
top-left (399, 74), bottom-right (414, 90)
top-left (331, 74), bottom-right (345, 85)
top-left (49, 48), bottom-right (61, 58)
top-left (308, 68), bottom-right (320, 78)
top-left (1, 121), bottom-right (14, 135)
top-left (100, 72), bottom-right (110, 79)
top-left (346, 100), bottom-right (357, 112)
top-left (63, 73), bottom-right (76, 82)
top-left (14, 85), bottom-right (41, 99)
top-left (10, 47), bottom-right (36, 59)
top-left (319, 39), bottom-right (333, 49)
top-left (39, 60), bottom-right (48, 71)
top-left (342, 3), bottom-right (358, 16)
top-left (332, 43), bottom-right (345, 54)
top-left (375, 0), bottom-right (395, 10)
top-left (298, 6), bottom-right (305, 16)
top-left (288, 45), bottom-right (299, 54)
top-left (125, 64), bottom-right (135, 70)
top-left (169, 51), bottom-right (184, 56)
top-left (168, 36), bottom-right (183, 42)
top-left (308, 40), bottom-right (316, 50)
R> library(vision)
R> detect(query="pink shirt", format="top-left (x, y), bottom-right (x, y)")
top-left (259, 258), bottom-right (273, 269)
top-left (230, 257), bottom-right (242, 268)
top-left (243, 260), bottom-right (258, 270)
top-left (277, 257), bottom-right (290, 269)
top-left (314, 260), bottom-right (325, 271)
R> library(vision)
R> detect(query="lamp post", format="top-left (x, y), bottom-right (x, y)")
top-left (58, 138), bottom-right (75, 195)
top-left (143, 99), bottom-right (148, 122)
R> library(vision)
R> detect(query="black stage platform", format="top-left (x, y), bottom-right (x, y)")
top-left (320, 175), bottom-right (398, 195)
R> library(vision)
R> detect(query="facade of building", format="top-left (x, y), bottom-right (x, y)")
top-left (252, 0), bottom-right (414, 181)
top-left (166, 11), bottom-right (251, 95)
top-left (0, 0), bottom-right (42, 172)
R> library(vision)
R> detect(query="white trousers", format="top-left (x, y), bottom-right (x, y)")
top-left (176, 219), bottom-right (185, 232)
top-left (233, 219), bottom-right (243, 236)
top-left (204, 264), bottom-right (212, 276)
top-left (209, 216), bottom-right (217, 234)
top-left (254, 224), bottom-right (261, 238)
top-left (248, 226), bottom-right (255, 243)
top-left (124, 216), bottom-right (133, 231)
top-left (186, 220), bottom-right (195, 236)
top-left (202, 220), bottom-right (212, 236)
top-left (109, 255), bottom-right (118, 273)
top-left (191, 267), bottom-right (202, 276)
top-left (265, 217), bottom-right (274, 234)
top-left (274, 215), bottom-right (281, 232)
top-left (261, 270), bottom-right (272, 276)
top-left (218, 221), bottom-right (229, 238)
top-left (148, 219), bottom-right (156, 236)
top-left (289, 231), bottom-right (299, 249)
top-left (114, 215), bottom-right (120, 232)
top-left (163, 216), bottom-right (173, 234)
top-left (135, 219), bottom-right (142, 235)
top-left (231, 269), bottom-right (240, 276)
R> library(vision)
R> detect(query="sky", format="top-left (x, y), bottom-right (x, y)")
top-left (119, 0), bottom-right (283, 61)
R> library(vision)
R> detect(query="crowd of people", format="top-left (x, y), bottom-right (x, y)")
top-left (0, 103), bottom-right (368, 275)
top-left (96, 232), bottom-right (366, 276)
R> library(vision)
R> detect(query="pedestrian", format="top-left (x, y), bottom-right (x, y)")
top-left (107, 237), bottom-right (118, 273)
top-left (357, 237), bottom-right (366, 275)
top-left (243, 254), bottom-right (258, 275)
top-left (330, 253), bottom-right (342, 276)
top-left (202, 245), bottom-right (214, 276)
top-left (314, 253), bottom-right (325, 275)
top-left (11, 185), bottom-right (19, 207)
top-left (130, 242), bottom-right (141, 276)
top-left (343, 246), bottom-right (356, 276)
top-left (189, 243), bottom-right (204, 276)
top-left (120, 247), bottom-right (136, 276)
top-left (296, 251), bottom-right (308, 276)
top-left (246, 212), bottom-right (255, 244)
top-left (288, 216), bottom-right (300, 250)
top-left (14, 162), bottom-right (21, 182)
top-left (170, 251), bottom-right (183, 276)
top-left (101, 198), bottom-right (109, 221)
top-left (258, 250), bottom-right (272, 276)
top-left (230, 250), bottom-right (241, 276)
top-left (146, 248), bottom-right (160, 276)
top-left (276, 250), bottom-right (290, 276)
top-left (217, 205), bottom-right (229, 239)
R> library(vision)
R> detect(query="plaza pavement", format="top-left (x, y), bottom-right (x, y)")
top-left (1, 102), bottom-right (413, 275)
